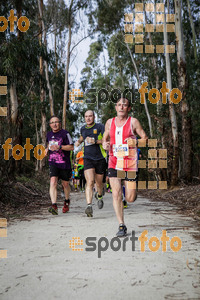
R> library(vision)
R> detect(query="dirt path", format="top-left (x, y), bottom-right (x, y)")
top-left (0, 192), bottom-right (200, 300)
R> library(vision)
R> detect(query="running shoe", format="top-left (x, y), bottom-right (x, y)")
top-left (48, 204), bottom-right (58, 215)
top-left (123, 200), bottom-right (128, 209)
top-left (85, 205), bottom-right (93, 217)
top-left (116, 224), bottom-right (127, 237)
top-left (95, 192), bottom-right (104, 209)
top-left (62, 200), bottom-right (70, 213)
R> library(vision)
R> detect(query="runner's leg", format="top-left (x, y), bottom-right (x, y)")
top-left (62, 180), bottom-right (70, 200)
top-left (95, 173), bottom-right (104, 196)
top-left (109, 177), bottom-right (124, 224)
top-left (61, 180), bottom-right (70, 213)
top-left (50, 176), bottom-right (58, 204)
top-left (84, 168), bottom-right (95, 204)
top-left (124, 180), bottom-right (137, 202)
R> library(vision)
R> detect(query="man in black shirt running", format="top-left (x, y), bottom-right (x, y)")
top-left (75, 110), bottom-right (107, 217)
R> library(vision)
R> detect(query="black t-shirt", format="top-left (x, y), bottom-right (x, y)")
top-left (80, 123), bottom-right (106, 160)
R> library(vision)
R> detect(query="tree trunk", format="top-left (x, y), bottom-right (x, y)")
top-left (9, 0), bottom-right (24, 174)
top-left (126, 43), bottom-right (153, 137)
top-left (34, 106), bottom-right (39, 172)
top-left (16, 0), bottom-right (23, 40)
top-left (186, 0), bottom-right (197, 64)
top-left (63, 23), bottom-right (72, 129)
top-left (62, 0), bottom-right (74, 129)
top-left (164, 6), bottom-right (179, 186)
top-left (54, 23), bottom-right (58, 77)
top-left (143, 4), bottom-right (161, 114)
top-left (10, 83), bottom-right (18, 125)
top-left (175, 0), bottom-right (192, 182)
top-left (38, 0), bottom-right (54, 116)
top-left (38, 0), bottom-right (47, 171)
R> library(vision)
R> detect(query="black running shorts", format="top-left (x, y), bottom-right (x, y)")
top-left (84, 158), bottom-right (107, 175)
top-left (49, 165), bottom-right (72, 181)
top-left (108, 168), bottom-right (138, 182)
top-left (103, 161), bottom-right (108, 183)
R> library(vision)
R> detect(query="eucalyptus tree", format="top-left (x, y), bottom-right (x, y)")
top-left (0, 0), bottom-right (43, 173)
top-left (62, 0), bottom-right (89, 129)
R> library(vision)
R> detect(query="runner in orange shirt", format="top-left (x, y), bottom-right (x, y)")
top-left (76, 146), bottom-right (86, 192)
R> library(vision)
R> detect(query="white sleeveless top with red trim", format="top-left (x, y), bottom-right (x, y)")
top-left (108, 116), bottom-right (138, 171)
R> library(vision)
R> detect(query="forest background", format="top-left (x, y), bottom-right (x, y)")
top-left (0, 0), bottom-right (199, 217)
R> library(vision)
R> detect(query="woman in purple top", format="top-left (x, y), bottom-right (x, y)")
top-left (45, 116), bottom-right (74, 215)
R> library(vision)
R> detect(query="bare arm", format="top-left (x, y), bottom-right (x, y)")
top-left (61, 144), bottom-right (74, 151)
top-left (125, 118), bottom-right (148, 146)
top-left (75, 135), bottom-right (84, 147)
top-left (95, 139), bottom-right (102, 145)
top-left (76, 154), bottom-right (84, 163)
top-left (45, 143), bottom-right (49, 157)
top-left (132, 118), bottom-right (148, 140)
top-left (76, 155), bottom-right (84, 160)
top-left (49, 144), bottom-right (74, 151)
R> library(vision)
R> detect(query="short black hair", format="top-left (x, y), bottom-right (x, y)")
top-left (116, 98), bottom-right (131, 107)
top-left (84, 110), bottom-right (95, 117)
top-left (49, 115), bottom-right (61, 123)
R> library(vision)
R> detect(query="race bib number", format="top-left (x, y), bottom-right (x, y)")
top-left (85, 137), bottom-right (95, 146)
top-left (113, 144), bottom-right (129, 157)
top-left (49, 140), bottom-right (58, 150)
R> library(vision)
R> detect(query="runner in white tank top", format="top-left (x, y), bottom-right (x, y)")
top-left (103, 98), bottom-right (148, 237)
top-left (108, 116), bottom-right (138, 171)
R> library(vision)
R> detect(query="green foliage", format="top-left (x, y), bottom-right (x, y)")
top-left (81, 0), bottom-right (200, 181)
top-left (0, 0), bottom-right (199, 182)
top-left (0, 0), bottom-right (87, 180)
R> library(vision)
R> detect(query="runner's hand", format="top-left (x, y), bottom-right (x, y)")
top-left (86, 137), bottom-right (95, 144)
top-left (49, 144), bottom-right (60, 151)
top-left (102, 141), bottom-right (110, 150)
top-left (124, 138), bottom-right (137, 147)
top-left (75, 140), bottom-right (80, 147)
top-left (44, 148), bottom-right (49, 157)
